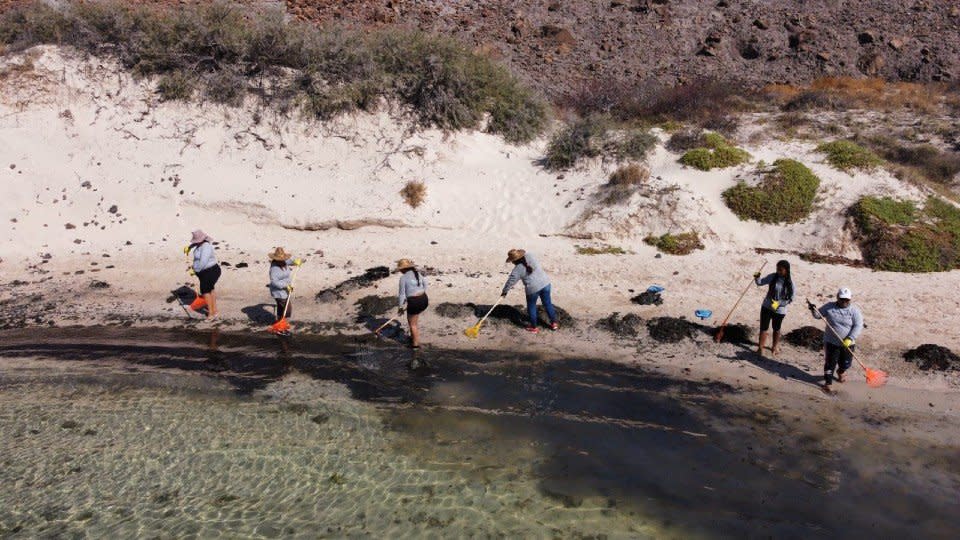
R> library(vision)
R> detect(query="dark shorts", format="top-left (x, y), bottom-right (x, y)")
top-left (406, 294), bottom-right (429, 316)
top-left (760, 307), bottom-right (785, 332)
top-left (197, 264), bottom-right (221, 295)
top-left (275, 298), bottom-right (291, 320)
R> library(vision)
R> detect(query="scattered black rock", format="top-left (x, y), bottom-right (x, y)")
top-left (235, 262), bottom-right (248, 268)
top-left (647, 317), bottom-right (695, 343)
top-left (65, 223), bottom-right (75, 229)
top-left (785, 326), bottom-right (824, 351)
top-left (89, 280), bottom-right (110, 289)
top-left (60, 420), bottom-right (81, 429)
top-left (310, 414), bottom-right (330, 425)
top-left (903, 344), bottom-right (959, 371)
top-left (316, 266), bottom-right (390, 303)
top-left (631, 291), bottom-right (663, 306)
top-left (220, 262), bottom-right (231, 267)
top-left (354, 295), bottom-right (395, 317)
top-left (108, 205), bottom-right (118, 214)
top-left (434, 302), bottom-right (476, 318)
top-left (596, 312), bottom-right (644, 338)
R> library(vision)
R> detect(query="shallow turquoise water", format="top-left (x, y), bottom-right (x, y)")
top-left (0, 327), bottom-right (958, 538)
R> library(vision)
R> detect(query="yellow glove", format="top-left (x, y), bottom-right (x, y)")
top-left (286, 285), bottom-right (294, 292)
top-left (771, 300), bottom-right (780, 310)
top-left (293, 258), bottom-right (304, 267)
top-left (842, 337), bottom-right (854, 348)
top-left (187, 267), bottom-right (195, 276)
top-left (183, 245), bottom-right (190, 255)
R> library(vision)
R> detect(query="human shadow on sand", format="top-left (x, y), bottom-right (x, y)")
top-left (241, 304), bottom-right (276, 325)
top-left (722, 347), bottom-right (821, 386)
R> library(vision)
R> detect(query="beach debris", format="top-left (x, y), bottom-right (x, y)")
top-left (785, 326), bottom-right (824, 351)
top-left (89, 280), bottom-right (110, 289)
top-left (354, 295), bottom-right (394, 317)
top-left (315, 266), bottom-right (390, 303)
top-left (903, 344), bottom-right (958, 371)
top-left (715, 261), bottom-right (767, 343)
top-left (647, 317), bottom-right (695, 343)
top-left (714, 323), bottom-right (752, 344)
top-left (435, 302), bottom-right (475, 318)
top-left (695, 309), bottom-right (712, 320)
top-left (596, 312), bottom-right (644, 338)
top-left (631, 291), bottom-right (663, 305)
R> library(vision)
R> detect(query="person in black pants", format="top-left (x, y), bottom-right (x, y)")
top-left (754, 260), bottom-right (795, 357)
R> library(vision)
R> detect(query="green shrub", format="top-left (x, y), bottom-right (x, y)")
top-left (644, 232), bottom-right (704, 255)
top-left (856, 136), bottom-right (960, 185)
top-left (852, 196), bottom-right (960, 272)
top-left (156, 72), bottom-right (195, 101)
top-left (679, 133), bottom-right (750, 171)
top-left (723, 159), bottom-right (821, 224)
top-left (616, 129), bottom-right (657, 160)
top-left (575, 245), bottom-right (627, 255)
top-left (0, 0), bottom-right (546, 143)
top-left (817, 140), bottom-right (883, 172)
top-left (544, 116), bottom-right (608, 170)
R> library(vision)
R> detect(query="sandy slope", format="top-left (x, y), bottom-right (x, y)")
top-left (1, 46), bottom-right (959, 414)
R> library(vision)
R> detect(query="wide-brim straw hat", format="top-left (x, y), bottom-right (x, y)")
top-left (395, 258), bottom-right (416, 272)
top-left (505, 249), bottom-right (526, 263)
top-left (190, 230), bottom-right (212, 244)
top-left (268, 247), bottom-right (292, 262)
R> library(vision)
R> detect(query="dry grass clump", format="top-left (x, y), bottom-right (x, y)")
top-left (766, 77), bottom-right (946, 113)
top-left (544, 115), bottom-right (655, 170)
top-left (400, 180), bottom-right (426, 208)
top-left (855, 135), bottom-right (960, 186)
top-left (601, 163), bottom-right (649, 204)
top-left (0, 0), bottom-right (546, 143)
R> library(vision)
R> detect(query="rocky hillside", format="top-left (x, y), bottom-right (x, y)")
top-left (5, 1), bottom-right (958, 99)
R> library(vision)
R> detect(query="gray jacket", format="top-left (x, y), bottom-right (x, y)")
top-left (269, 260), bottom-right (293, 299)
top-left (756, 273), bottom-right (794, 315)
top-left (502, 252), bottom-right (551, 296)
top-left (191, 242), bottom-right (217, 273)
top-left (812, 302), bottom-right (864, 346)
top-left (398, 270), bottom-right (427, 307)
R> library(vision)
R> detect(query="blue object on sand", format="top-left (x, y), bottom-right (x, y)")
top-left (695, 309), bottom-right (713, 320)
top-left (647, 285), bottom-right (665, 294)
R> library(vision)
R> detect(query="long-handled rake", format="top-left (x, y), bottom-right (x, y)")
top-left (464, 296), bottom-right (504, 339)
top-left (807, 298), bottom-right (888, 388)
top-left (374, 316), bottom-right (400, 336)
top-left (269, 267), bottom-right (298, 334)
top-left (715, 261), bottom-right (767, 343)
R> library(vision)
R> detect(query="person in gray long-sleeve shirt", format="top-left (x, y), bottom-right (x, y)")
top-left (501, 249), bottom-right (558, 333)
top-left (185, 229), bottom-right (221, 319)
top-left (808, 287), bottom-right (864, 387)
top-left (267, 247), bottom-right (303, 325)
top-left (394, 258), bottom-right (429, 348)
top-left (754, 259), bottom-right (795, 357)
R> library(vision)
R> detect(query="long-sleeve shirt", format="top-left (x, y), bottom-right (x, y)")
top-left (191, 242), bottom-right (218, 273)
top-left (398, 270), bottom-right (427, 307)
top-left (812, 302), bottom-right (864, 346)
top-left (756, 273), bottom-right (794, 314)
top-left (502, 252), bottom-right (551, 296)
top-left (269, 260), bottom-right (294, 299)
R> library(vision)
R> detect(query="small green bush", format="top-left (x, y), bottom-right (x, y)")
top-left (723, 159), bottom-right (821, 224)
top-left (616, 130), bottom-right (657, 161)
top-left (852, 196), bottom-right (960, 272)
top-left (644, 232), bottom-right (704, 255)
top-left (156, 72), bottom-right (195, 101)
top-left (679, 133), bottom-right (750, 171)
top-left (576, 245), bottom-right (627, 255)
top-left (817, 140), bottom-right (883, 172)
top-left (544, 116), bottom-right (608, 170)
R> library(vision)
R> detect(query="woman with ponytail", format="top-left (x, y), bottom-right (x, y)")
top-left (502, 249), bottom-right (558, 334)
top-left (396, 258), bottom-right (428, 348)
top-left (754, 259), bottom-right (795, 357)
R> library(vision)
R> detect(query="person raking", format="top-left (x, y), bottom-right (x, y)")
top-left (501, 249), bottom-right (559, 334)
top-left (268, 247), bottom-right (303, 332)
top-left (754, 260), bottom-right (795, 357)
top-left (808, 287), bottom-right (864, 390)
top-left (395, 258), bottom-right (429, 349)
top-left (185, 230), bottom-right (221, 320)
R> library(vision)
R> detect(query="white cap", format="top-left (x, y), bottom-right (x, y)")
top-left (837, 287), bottom-right (852, 300)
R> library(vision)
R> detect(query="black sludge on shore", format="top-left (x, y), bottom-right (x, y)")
top-left (315, 266), bottom-right (390, 303)
top-left (903, 344), bottom-right (959, 371)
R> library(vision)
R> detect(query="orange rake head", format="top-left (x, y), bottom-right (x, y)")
top-left (865, 368), bottom-right (888, 388)
top-left (269, 318), bottom-right (291, 333)
top-left (189, 296), bottom-right (208, 310)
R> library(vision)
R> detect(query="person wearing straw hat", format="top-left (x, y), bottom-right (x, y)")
top-left (754, 259), bottom-right (795, 357)
top-left (268, 247), bottom-right (303, 324)
top-left (396, 258), bottom-right (428, 348)
top-left (502, 249), bottom-right (558, 334)
top-left (185, 230), bottom-right (221, 319)
top-left (807, 287), bottom-right (864, 388)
